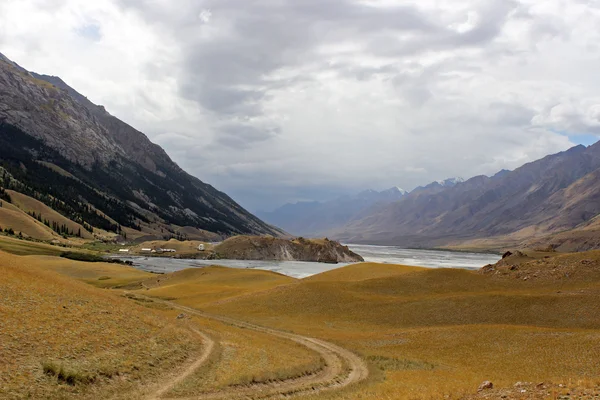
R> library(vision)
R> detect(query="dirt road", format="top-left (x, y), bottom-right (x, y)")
top-left (143, 297), bottom-right (369, 399)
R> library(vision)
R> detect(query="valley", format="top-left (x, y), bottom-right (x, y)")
top-left (1, 26), bottom-right (600, 400)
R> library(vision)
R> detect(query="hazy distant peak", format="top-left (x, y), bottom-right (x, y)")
top-left (382, 186), bottom-right (408, 195)
top-left (437, 177), bottom-right (465, 187)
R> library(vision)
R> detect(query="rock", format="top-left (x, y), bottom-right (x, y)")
top-left (478, 381), bottom-right (494, 391)
top-left (502, 251), bottom-right (513, 259)
top-left (176, 313), bottom-right (187, 320)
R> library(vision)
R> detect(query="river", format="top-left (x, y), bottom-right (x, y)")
top-left (119, 244), bottom-right (501, 279)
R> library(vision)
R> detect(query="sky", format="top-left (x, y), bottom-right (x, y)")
top-left (1, 0), bottom-right (600, 212)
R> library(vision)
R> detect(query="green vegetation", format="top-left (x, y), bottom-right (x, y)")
top-left (60, 251), bottom-right (131, 265)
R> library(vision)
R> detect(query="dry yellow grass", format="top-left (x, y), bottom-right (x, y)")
top-left (304, 262), bottom-right (424, 282)
top-left (168, 316), bottom-right (325, 396)
top-left (7, 190), bottom-right (94, 239)
top-left (0, 206), bottom-right (56, 240)
top-left (10, 244), bottom-right (600, 399)
top-left (0, 250), bottom-right (204, 399)
top-left (141, 266), bottom-right (297, 306)
top-left (199, 260), bottom-right (600, 399)
top-left (0, 235), bottom-right (66, 256)
top-left (28, 255), bottom-right (155, 288)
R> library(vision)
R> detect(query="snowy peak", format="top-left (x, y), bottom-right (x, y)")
top-left (437, 177), bottom-right (465, 187)
top-left (380, 186), bottom-right (409, 197)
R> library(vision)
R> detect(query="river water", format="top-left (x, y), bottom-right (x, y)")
top-left (119, 244), bottom-right (501, 279)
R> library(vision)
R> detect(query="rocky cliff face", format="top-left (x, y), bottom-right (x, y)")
top-left (0, 53), bottom-right (283, 238)
top-left (213, 236), bottom-right (364, 263)
top-left (332, 143), bottom-right (600, 249)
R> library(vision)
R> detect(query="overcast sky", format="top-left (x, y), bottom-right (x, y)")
top-left (1, 0), bottom-right (600, 211)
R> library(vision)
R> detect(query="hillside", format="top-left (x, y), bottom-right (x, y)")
top-left (200, 254), bottom-right (600, 399)
top-left (0, 53), bottom-right (284, 242)
top-left (14, 246), bottom-right (600, 399)
top-left (213, 235), bottom-right (365, 263)
top-left (257, 187), bottom-right (408, 236)
top-left (0, 250), bottom-right (204, 399)
top-left (331, 143), bottom-right (600, 250)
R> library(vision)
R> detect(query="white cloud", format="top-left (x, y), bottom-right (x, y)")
top-left (1, 0), bottom-right (599, 211)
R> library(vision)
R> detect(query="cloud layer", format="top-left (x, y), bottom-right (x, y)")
top-left (1, 0), bottom-right (599, 210)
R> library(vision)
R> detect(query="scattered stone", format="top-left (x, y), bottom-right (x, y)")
top-left (523, 277), bottom-right (529, 281)
top-left (478, 381), bottom-right (494, 391)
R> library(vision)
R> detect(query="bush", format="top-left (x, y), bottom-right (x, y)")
top-left (42, 361), bottom-right (95, 385)
top-left (60, 252), bottom-right (105, 262)
top-left (60, 251), bottom-right (131, 265)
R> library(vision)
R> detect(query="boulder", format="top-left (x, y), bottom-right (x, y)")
top-left (478, 381), bottom-right (494, 391)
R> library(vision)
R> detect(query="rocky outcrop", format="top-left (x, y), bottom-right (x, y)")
top-left (213, 236), bottom-right (364, 263)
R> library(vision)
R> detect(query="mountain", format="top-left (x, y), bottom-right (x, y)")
top-left (0, 52), bottom-right (283, 241)
top-left (257, 187), bottom-right (409, 237)
top-left (331, 144), bottom-right (600, 250)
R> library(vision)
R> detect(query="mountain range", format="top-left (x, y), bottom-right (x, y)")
top-left (328, 144), bottom-right (600, 251)
top-left (0, 52), bottom-right (283, 241)
top-left (257, 186), bottom-right (411, 237)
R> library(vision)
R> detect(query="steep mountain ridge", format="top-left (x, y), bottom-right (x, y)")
top-left (0, 53), bottom-right (283, 239)
top-left (332, 143), bottom-right (600, 248)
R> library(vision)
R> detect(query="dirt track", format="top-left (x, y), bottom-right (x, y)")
top-left (144, 298), bottom-right (369, 399)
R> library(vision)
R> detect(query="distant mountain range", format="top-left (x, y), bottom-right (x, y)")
top-left (0, 52), bottom-right (283, 241)
top-left (257, 186), bottom-right (412, 237)
top-left (329, 144), bottom-right (600, 251)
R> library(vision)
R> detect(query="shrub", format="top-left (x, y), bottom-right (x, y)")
top-left (42, 361), bottom-right (96, 386)
top-left (60, 251), bottom-right (130, 265)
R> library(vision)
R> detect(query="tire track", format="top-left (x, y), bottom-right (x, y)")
top-left (144, 297), bottom-right (368, 399)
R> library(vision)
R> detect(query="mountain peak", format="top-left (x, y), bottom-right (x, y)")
top-left (382, 186), bottom-right (408, 195)
top-left (437, 177), bottom-right (465, 187)
top-left (0, 52), bottom-right (282, 239)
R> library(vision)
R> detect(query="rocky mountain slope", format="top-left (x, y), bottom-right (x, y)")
top-left (0, 52), bottom-right (283, 240)
top-left (213, 236), bottom-right (364, 263)
top-left (257, 187), bottom-right (409, 236)
top-left (331, 143), bottom-right (600, 249)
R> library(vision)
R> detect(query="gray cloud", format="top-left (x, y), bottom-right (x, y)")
top-left (3, 0), bottom-right (599, 211)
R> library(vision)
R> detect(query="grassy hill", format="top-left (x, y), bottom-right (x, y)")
top-left (0, 205), bottom-right (56, 240)
top-left (7, 190), bottom-right (95, 239)
top-left (5, 244), bottom-right (600, 399)
top-left (0, 250), bottom-right (204, 399)
top-left (197, 258), bottom-right (600, 399)
top-left (2, 251), bottom-right (327, 399)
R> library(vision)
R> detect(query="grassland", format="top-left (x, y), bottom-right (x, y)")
top-left (195, 256), bottom-right (600, 399)
top-left (0, 250), bottom-right (204, 400)
top-left (0, 234), bottom-right (66, 256)
top-left (5, 242), bottom-right (600, 399)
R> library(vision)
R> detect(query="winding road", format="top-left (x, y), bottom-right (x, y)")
top-left (142, 297), bottom-right (369, 400)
